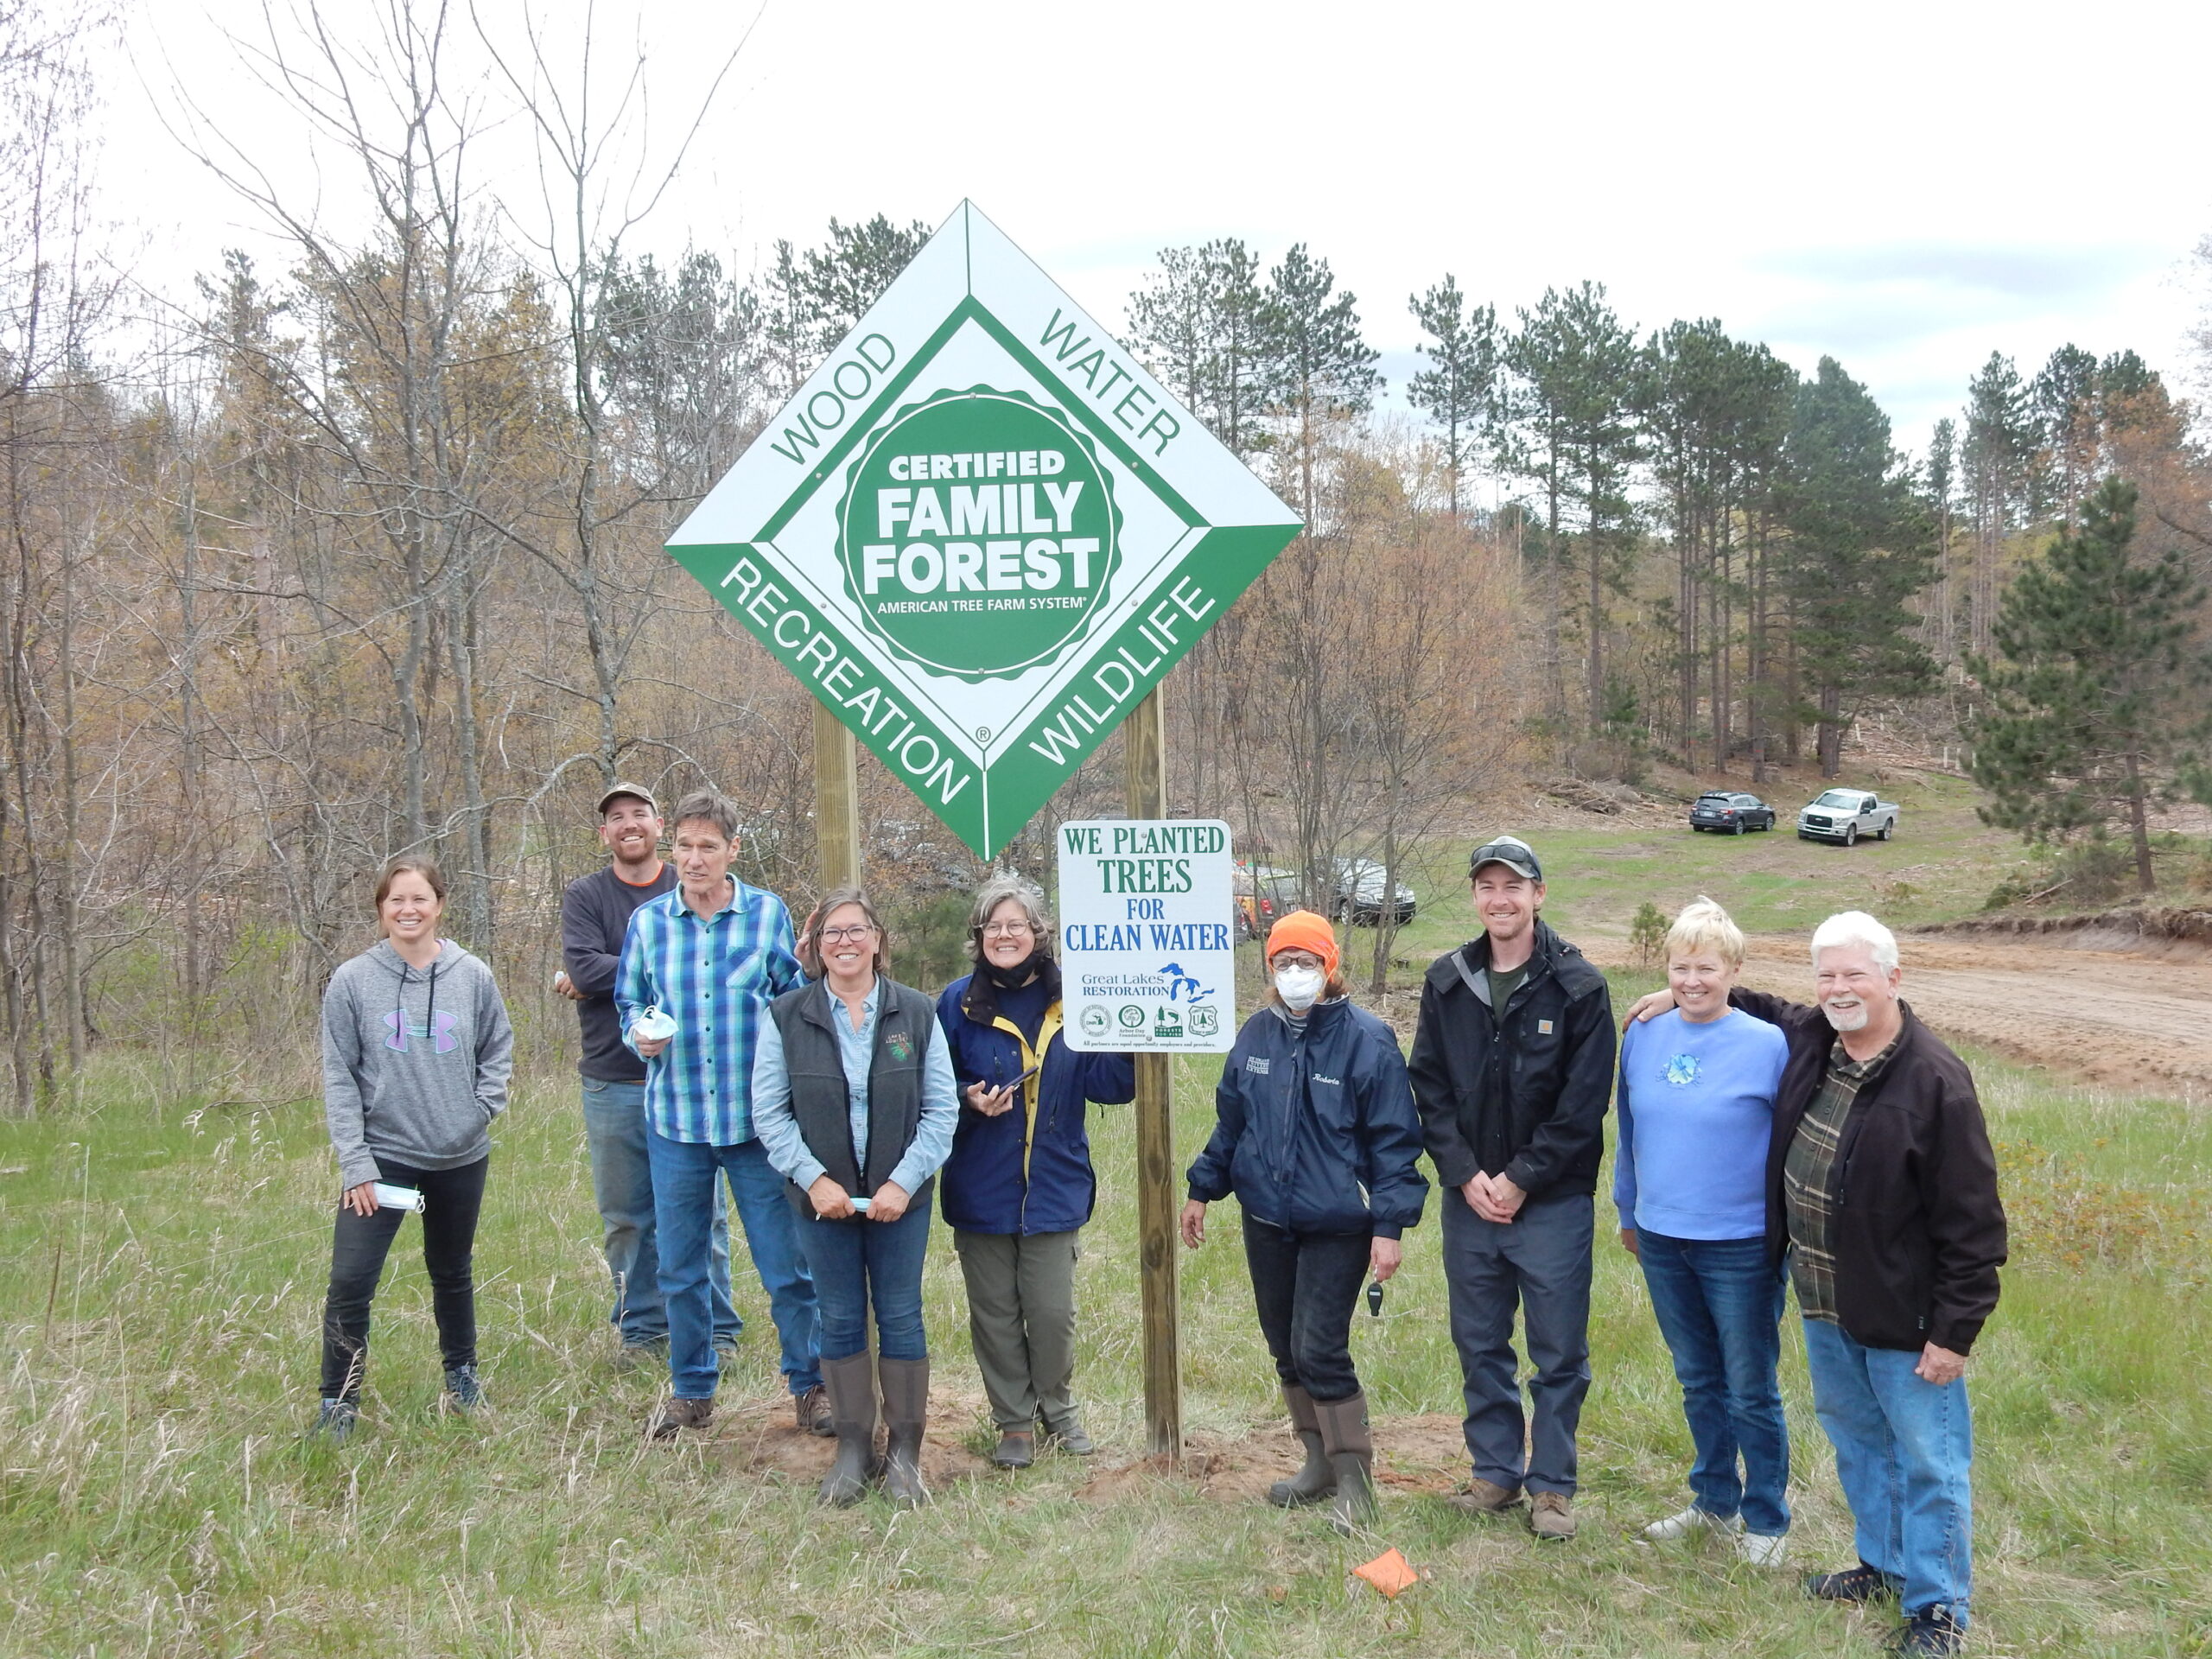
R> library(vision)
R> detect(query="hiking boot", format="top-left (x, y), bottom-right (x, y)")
top-left (442, 1365), bottom-right (486, 1414)
top-left (989, 1430), bottom-right (1034, 1469)
top-left (1642, 1503), bottom-right (1741, 1542)
top-left (794, 1384), bottom-right (834, 1437)
top-left (817, 1352), bottom-right (881, 1507)
top-left (1267, 1385), bottom-right (1335, 1509)
top-left (1447, 1475), bottom-right (1523, 1515)
top-left (310, 1398), bottom-right (358, 1446)
top-left (1806, 1562), bottom-right (1904, 1604)
top-left (1887, 1606), bottom-right (1964, 1656)
top-left (1313, 1392), bottom-right (1376, 1535)
top-left (648, 1395), bottom-right (713, 1440)
top-left (1734, 1530), bottom-right (1789, 1567)
top-left (1529, 1491), bottom-right (1576, 1541)
top-left (615, 1337), bottom-right (667, 1372)
top-left (879, 1356), bottom-right (931, 1508)
top-left (1038, 1410), bottom-right (1096, 1457)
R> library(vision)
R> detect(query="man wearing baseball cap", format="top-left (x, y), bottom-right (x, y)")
top-left (556, 784), bottom-right (744, 1375)
top-left (1409, 835), bottom-right (1616, 1540)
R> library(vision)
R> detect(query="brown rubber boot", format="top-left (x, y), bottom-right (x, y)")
top-left (817, 1352), bottom-right (881, 1507)
top-left (878, 1356), bottom-right (931, 1507)
top-left (1313, 1392), bottom-right (1376, 1535)
top-left (1267, 1384), bottom-right (1337, 1508)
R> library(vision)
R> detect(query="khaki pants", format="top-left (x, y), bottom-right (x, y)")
top-left (953, 1228), bottom-right (1080, 1432)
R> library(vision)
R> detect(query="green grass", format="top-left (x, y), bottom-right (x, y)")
top-left (2, 1001), bottom-right (2208, 1656)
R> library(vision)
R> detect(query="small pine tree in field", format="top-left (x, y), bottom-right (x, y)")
top-left (1630, 902), bottom-right (1669, 967)
top-left (1969, 477), bottom-right (2207, 893)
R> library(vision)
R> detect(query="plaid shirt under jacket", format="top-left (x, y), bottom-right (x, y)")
top-left (615, 875), bottom-right (803, 1146)
top-left (1781, 1030), bottom-right (1902, 1324)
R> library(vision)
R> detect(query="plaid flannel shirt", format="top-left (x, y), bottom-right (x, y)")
top-left (615, 875), bottom-right (803, 1145)
top-left (1782, 1029), bottom-right (1901, 1323)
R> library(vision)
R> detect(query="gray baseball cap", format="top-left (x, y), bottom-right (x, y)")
top-left (1469, 835), bottom-right (1542, 881)
top-left (596, 782), bottom-right (659, 817)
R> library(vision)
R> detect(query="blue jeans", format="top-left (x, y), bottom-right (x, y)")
top-left (645, 1130), bottom-right (821, 1401)
top-left (794, 1199), bottom-right (931, 1363)
top-left (1636, 1230), bottom-right (1791, 1535)
top-left (1441, 1191), bottom-right (1593, 1496)
top-left (1802, 1318), bottom-right (1974, 1627)
top-left (580, 1078), bottom-right (738, 1346)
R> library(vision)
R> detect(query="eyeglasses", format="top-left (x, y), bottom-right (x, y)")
top-left (982, 920), bottom-right (1034, 938)
top-left (819, 925), bottom-right (876, 944)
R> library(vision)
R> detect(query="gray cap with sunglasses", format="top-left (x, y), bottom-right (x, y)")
top-left (1468, 836), bottom-right (1542, 881)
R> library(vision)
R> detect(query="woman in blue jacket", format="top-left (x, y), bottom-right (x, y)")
top-left (1181, 910), bottom-right (1428, 1532)
top-left (937, 874), bottom-right (1135, 1469)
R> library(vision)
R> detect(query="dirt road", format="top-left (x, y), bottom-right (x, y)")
top-left (1728, 934), bottom-right (2212, 1096)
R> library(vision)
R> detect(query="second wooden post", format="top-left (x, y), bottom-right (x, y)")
top-left (1123, 688), bottom-right (1183, 1458)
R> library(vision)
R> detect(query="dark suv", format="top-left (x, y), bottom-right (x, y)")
top-left (1688, 791), bottom-right (1776, 835)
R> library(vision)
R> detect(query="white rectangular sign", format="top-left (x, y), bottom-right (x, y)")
top-left (1057, 818), bottom-right (1236, 1052)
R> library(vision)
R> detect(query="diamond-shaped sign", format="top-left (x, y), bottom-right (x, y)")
top-left (664, 201), bottom-right (1301, 858)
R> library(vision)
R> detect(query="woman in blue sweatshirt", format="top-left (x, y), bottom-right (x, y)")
top-left (1614, 897), bottom-right (1790, 1561)
top-left (1181, 910), bottom-right (1428, 1534)
top-left (314, 856), bottom-right (513, 1443)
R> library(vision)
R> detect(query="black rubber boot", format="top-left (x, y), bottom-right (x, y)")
top-left (1267, 1384), bottom-right (1336, 1508)
top-left (1313, 1391), bottom-right (1376, 1535)
top-left (878, 1356), bottom-right (931, 1507)
top-left (817, 1351), bottom-right (880, 1507)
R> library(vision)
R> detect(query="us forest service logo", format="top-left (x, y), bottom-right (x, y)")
top-left (838, 389), bottom-right (1122, 680)
top-left (661, 201), bottom-right (1302, 858)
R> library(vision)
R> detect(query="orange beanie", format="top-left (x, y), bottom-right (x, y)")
top-left (1266, 909), bottom-right (1339, 977)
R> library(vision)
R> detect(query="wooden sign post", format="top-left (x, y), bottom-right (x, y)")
top-left (814, 706), bottom-right (862, 890)
top-left (1122, 688), bottom-right (1182, 1457)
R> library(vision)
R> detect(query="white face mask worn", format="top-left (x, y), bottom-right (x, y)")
top-left (1274, 965), bottom-right (1325, 1013)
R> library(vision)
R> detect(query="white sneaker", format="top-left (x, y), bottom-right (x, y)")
top-left (1641, 1504), bottom-right (1743, 1542)
top-left (1733, 1529), bottom-right (1788, 1567)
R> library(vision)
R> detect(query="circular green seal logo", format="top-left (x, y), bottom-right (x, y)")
top-left (837, 388), bottom-right (1121, 680)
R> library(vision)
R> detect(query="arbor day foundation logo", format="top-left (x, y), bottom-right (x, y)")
top-left (837, 389), bottom-right (1121, 679)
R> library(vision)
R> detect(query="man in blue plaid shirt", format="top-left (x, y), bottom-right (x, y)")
top-left (617, 790), bottom-right (825, 1438)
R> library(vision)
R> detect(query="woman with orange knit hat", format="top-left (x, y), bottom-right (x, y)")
top-left (1181, 910), bottom-right (1429, 1533)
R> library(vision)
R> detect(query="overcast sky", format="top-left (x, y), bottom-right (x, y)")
top-left (115, 0), bottom-right (2212, 458)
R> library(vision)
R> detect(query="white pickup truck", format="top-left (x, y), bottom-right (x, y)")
top-left (1796, 788), bottom-right (1899, 846)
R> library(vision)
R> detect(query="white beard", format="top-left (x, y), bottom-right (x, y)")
top-left (1821, 1001), bottom-right (1869, 1032)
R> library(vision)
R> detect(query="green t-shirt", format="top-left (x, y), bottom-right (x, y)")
top-left (1487, 964), bottom-right (1526, 1017)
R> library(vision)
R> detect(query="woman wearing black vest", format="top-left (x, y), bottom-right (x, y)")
top-left (752, 887), bottom-right (958, 1505)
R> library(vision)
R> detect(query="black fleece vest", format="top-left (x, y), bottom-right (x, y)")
top-left (766, 977), bottom-right (938, 1204)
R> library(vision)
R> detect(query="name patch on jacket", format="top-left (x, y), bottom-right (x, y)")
top-left (1246, 1056), bottom-right (1270, 1075)
top-left (1311, 1073), bottom-right (1342, 1086)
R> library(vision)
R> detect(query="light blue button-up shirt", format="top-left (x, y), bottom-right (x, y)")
top-left (752, 979), bottom-right (958, 1197)
top-left (614, 875), bottom-right (803, 1145)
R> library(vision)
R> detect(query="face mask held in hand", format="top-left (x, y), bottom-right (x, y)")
top-left (1274, 965), bottom-right (1325, 1013)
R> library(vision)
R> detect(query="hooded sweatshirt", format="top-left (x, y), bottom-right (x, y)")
top-left (322, 938), bottom-right (515, 1190)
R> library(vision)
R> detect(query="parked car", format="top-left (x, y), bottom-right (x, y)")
top-left (1332, 859), bottom-right (1417, 927)
top-left (1688, 791), bottom-right (1777, 835)
top-left (1796, 788), bottom-right (1900, 846)
top-left (1234, 864), bottom-right (1298, 940)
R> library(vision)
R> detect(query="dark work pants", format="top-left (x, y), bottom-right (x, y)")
top-left (1441, 1191), bottom-right (1594, 1497)
top-left (318, 1155), bottom-right (488, 1402)
top-left (1243, 1217), bottom-right (1371, 1403)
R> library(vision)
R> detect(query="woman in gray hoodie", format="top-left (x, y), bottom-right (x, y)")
top-left (314, 856), bottom-right (514, 1442)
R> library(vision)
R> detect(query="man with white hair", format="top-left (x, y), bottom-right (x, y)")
top-left (1631, 910), bottom-right (2005, 1656)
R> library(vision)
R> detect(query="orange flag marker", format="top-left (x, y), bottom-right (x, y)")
top-left (1351, 1548), bottom-right (1420, 1599)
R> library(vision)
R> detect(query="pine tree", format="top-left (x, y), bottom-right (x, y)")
top-left (1407, 275), bottom-right (1498, 518)
top-left (1782, 357), bottom-right (1936, 776)
top-left (1969, 477), bottom-right (2207, 893)
top-left (1961, 352), bottom-right (2036, 655)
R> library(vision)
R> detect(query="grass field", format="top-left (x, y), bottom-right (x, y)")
top-left (3, 954), bottom-right (2207, 1657)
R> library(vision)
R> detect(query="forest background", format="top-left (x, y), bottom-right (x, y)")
top-left (3, 0), bottom-right (2212, 1113)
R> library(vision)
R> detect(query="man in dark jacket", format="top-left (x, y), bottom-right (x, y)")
top-left (1409, 836), bottom-right (1615, 1540)
top-left (555, 785), bottom-right (741, 1369)
top-left (1637, 909), bottom-right (2003, 1657)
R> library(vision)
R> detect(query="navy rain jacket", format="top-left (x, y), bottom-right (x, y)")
top-left (1187, 997), bottom-right (1430, 1237)
top-left (937, 972), bottom-right (1136, 1236)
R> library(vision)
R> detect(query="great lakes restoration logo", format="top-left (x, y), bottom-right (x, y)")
top-left (836, 388), bottom-right (1122, 681)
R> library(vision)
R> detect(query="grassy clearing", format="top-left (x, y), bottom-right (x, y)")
top-left (2, 989), bottom-right (2207, 1657)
